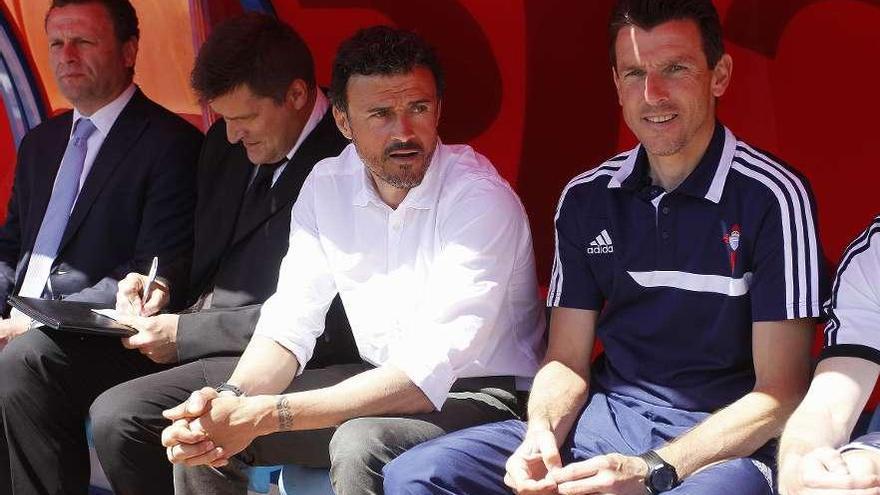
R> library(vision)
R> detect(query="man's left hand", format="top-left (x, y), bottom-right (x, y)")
top-left (117, 313), bottom-right (180, 363)
top-left (0, 316), bottom-right (32, 350)
top-left (551, 453), bottom-right (648, 495)
top-left (179, 394), bottom-right (274, 466)
top-left (782, 447), bottom-right (880, 494)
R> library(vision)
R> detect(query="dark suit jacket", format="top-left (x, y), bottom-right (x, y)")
top-left (0, 88), bottom-right (200, 315)
top-left (176, 107), bottom-right (358, 367)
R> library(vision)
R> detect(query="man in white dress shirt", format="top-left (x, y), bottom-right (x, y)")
top-left (160, 25), bottom-right (546, 495)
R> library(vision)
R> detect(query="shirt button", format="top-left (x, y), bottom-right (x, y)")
top-left (661, 231), bottom-right (670, 240)
top-left (661, 206), bottom-right (670, 215)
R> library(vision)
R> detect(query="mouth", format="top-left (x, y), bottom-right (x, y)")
top-left (387, 149), bottom-right (422, 162)
top-left (643, 114), bottom-right (677, 124)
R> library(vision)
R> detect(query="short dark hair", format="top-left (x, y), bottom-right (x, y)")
top-left (329, 25), bottom-right (445, 111)
top-left (608, 0), bottom-right (724, 69)
top-left (47, 0), bottom-right (139, 43)
top-left (191, 13), bottom-right (315, 104)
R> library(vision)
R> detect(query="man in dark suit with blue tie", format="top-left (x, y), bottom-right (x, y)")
top-left (0, 0), bottom-right (200, 492)
top-left (82, 12), bottom-right (354, 495)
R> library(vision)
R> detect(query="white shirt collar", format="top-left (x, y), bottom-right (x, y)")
top-left (284, 87), bottom-right (329, 162)
top-left (353, 140), bottom-right (443, 210)
top-left (71, 84), bottom-right (136, 138)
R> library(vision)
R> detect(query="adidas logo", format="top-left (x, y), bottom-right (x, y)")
top-left (587, 229), bottom-right (614, 254)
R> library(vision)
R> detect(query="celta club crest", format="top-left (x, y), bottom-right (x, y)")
top-left (721, 222), bottom-right (741, 274)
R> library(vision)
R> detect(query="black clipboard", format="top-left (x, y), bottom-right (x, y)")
top-left (7, 295), bottom-right (137, 337)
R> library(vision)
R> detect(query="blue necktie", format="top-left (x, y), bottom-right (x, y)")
top-left (24, 118), bottom-right (97, 292)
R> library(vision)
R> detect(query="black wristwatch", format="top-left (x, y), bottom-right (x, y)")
top-left (215, 382), bottom-right (245, 397)
top-left (638, 450), bottom-right (679, 494)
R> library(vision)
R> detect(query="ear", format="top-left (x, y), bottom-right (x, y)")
top-left (332, 106), bottom-right (352, 140)
top-left (611, 66), bottom-right (623, 106)
top-left (287, 79), bottom-right (309, 111)
top-left (435, 99), bottom-right (442, 125)
top-left (122, 37), bottom-right (138, 70)
top-left (710, 54), bottom-right (733, 98)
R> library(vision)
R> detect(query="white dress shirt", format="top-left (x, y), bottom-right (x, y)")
top-left (18, 84), bottom-right (136, 298)
top-left (254, 142), bottom-right (545, 409)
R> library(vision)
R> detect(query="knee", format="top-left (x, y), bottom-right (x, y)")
top-left (0, 330), bottom-right (52, 398)
top-left (89, 387), bottom-right (132, 447)
top-left (89, 383), bottom-right (156, 452)
top-left (673, 457), bottom-right (772, 495)
top-left (329, 418), bottom-right (394, 472)
top-left (382, 444), bottom-right (440, 493)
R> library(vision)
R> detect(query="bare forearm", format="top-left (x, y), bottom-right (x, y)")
top-left (659, 389), bottom-right (800, 477)
top-left (778, 402), bottom-right (840, 468)
top-left (779, 357), bottom-right (880, 468)
top-left (227, 336), bottom-right (300, 395)
top-left (269, 365), bottom-right (433, 432)
top-left (527, 360), bottom-right (589, 444)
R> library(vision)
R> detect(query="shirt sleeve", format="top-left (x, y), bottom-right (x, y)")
top-left (749, 175), bottom-right (827, 321)
top-left (385, 180), bottom-right (533, 410)
top-left (253, 172), bottom-right (338, 371)
top-left (820, 217), bottom-right (880, 364)
top-left (546, 184), bottom-right (603, 310)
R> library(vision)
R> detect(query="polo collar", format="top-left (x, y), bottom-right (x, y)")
top-left (607, 122), bottom-right (737, 204)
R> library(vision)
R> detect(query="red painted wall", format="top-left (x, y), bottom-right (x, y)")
top-left (266, 0), bottom-right (880, 284)
top-left (2, 0), bottom-right (879, 278)
top-left (0, 96), bottom-right (14, 221)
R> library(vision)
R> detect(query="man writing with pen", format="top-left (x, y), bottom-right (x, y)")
top-left (81, 14), bottom-right (361, 495)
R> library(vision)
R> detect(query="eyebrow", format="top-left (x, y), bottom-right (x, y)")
top-left (223, 113), bottom-right (256, 120)
top-left (619, 56), bottom-right (697, 72)
top-left (366, 98), bottom-right (434, 113)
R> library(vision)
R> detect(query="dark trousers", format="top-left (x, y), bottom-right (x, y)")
top-left (90, 357), bottom-right (521, 495)
top-left (1, 429), bottom-right (10, 495)
top-left (0, 327), bottom-right (165, 495)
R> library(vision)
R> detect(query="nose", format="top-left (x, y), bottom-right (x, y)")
top-left (390, 114), bottom-right (416, 142)
top-left (226, 121), bottom-right (244, 144)
top-left (60, 41), bottom-right (78, 63)
top-left (643, 72), bottom-right (670, 106)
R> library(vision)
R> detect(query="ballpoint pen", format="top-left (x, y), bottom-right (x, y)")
top-left (142, 256), bottom-right (158, 311)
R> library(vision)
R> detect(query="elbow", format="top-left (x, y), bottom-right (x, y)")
top-left (753, 383), bottom-right (809, 418)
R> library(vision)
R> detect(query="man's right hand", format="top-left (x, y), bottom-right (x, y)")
top-left (504, 426), bottom-right (562, 495)
top-left (116, 272), bottom-right (169, 316)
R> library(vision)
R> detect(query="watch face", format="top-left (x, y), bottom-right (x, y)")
top-left (652, 467), bottom-right (677, 491)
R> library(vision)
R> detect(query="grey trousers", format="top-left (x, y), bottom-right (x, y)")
top-left (172, 359), bottom-right (521, 495)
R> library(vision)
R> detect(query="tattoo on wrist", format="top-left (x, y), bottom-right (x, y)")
top-left (276, 396), bottom-right (294, 431)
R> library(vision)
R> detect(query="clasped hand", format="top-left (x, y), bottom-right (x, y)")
top-left (161, 387), bottom-right (270, 468)
top-left (505, 428), bottom-right (648, 495)
top-left (779, 447), bottom-right (880, 495)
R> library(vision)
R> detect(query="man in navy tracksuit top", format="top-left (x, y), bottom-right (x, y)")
top-left (383, 1), bottom-right (828, 494)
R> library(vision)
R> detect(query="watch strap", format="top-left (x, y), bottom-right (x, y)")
top-left (215, 382), bottom-right (245, 397)
top-left (638, 449), bottom-right (678, 494)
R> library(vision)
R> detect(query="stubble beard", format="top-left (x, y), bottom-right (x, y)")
top-left (357, 143), bottom-right (434, 191)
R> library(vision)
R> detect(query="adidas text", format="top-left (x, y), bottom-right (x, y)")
top-left (587, 245), bottom-right (614, 254)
